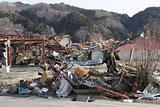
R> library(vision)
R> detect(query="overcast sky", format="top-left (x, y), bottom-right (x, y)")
top-left (0, 0), bottom-right (159, 16)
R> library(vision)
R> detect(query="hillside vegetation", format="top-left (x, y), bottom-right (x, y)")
top-left (0, 2), bottom-right (159, 42)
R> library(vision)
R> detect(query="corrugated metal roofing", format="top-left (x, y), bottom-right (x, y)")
top-left (117, 37), bottom-right (160, 51)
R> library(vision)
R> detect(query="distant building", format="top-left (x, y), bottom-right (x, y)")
top-left (117, 36), bottom-right (160, 61)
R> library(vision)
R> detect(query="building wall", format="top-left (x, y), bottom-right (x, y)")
top-left (118, 50), bottom-right (160, 61)
top-left (92, 46), bottom-right (103, 61)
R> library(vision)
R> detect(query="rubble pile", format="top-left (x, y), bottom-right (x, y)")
top-left (0, 44), bottom-right (5, 68)
top-left (10, 43), bottom-right (42, 65)
top-left (0, 31), bottom-right (160, 103)
top-left (0, 48), bottom-right (159, 101)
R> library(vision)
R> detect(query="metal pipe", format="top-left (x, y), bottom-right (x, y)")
top-left (42, 40), bottom-right (45, 65)
top-left (15, 30), bottom-right (24, 39)
top-left (52, 36), bottom-right (63, 48)
top-left (94, 85), bottom-right (128, 99)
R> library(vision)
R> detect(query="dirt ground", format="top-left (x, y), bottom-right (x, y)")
top-left (0, 66), bottom-right (42, 90)
top-left (0, 71), bottom-right (39, 85)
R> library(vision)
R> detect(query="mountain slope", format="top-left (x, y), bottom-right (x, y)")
top-left (0, 2), bottom-right (159, 42)
top-left (130, 7), bottom-right (160, 36)
top-left (18, 3), bottom-right (129, 42)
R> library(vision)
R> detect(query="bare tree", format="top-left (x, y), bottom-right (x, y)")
top-left (132, 22), bottom-right (160, 90)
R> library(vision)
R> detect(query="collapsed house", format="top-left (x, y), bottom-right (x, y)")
top-left (0, 34), bottom-right (46, 67)
top-left (0, 33), bottom-right (72, 67)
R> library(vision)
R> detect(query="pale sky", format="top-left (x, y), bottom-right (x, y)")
top-left (0, 0), bottom-right (160, 16)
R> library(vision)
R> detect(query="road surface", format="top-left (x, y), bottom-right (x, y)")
top-left (0, 96), bottom-right (160, 107)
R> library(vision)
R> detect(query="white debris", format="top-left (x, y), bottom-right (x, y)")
top-left (56, 76), bottom-right (73, 97)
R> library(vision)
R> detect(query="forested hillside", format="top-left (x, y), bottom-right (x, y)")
top-left (0, 2), bottom-right (159, 42)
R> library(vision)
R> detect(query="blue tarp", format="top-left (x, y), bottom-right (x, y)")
top-left (71, 60), bottom-right (103, 66)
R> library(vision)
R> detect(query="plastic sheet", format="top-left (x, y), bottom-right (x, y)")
top-left (56, 76), bottom-right (73, 97)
